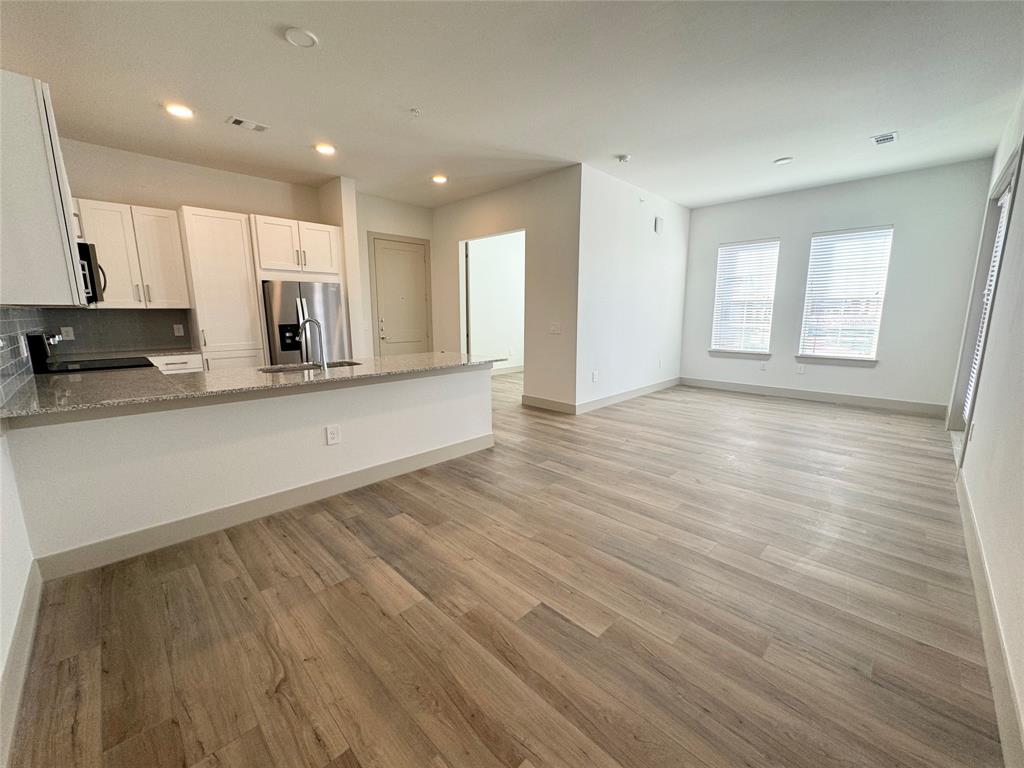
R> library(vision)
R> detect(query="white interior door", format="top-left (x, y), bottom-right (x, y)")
top-left (182, 207), bottom-right (262, 352)
top-left (77, 198), bottom-right (144, 308)
top-left (298, 221), bottom-right (341, 273)
top-left (131, 205), bottom-right (189, 308)
top-left (372, 237), bottom-right (431, 356)
top-left (254, 215), bottom-right (302, 272)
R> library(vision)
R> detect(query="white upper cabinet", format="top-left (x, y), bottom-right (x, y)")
top-left (75, 199), bottom-right (190, 309)
top-left (298, 221), bottom-right (341, 273)
top-left (180, 206), bottom-right (263, 352)
top-left (131, 206), bottom-right (189, 308)
top-left (253, 215), bottom-right (302, 272)
top-left (253, 214), bottom-right (342, 277)
top-left (0, 70), bottom-right (86, 306)
top-left (77, 199), bottom-right (144, 308)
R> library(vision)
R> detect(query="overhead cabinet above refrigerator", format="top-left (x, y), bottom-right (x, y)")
top-left (252, 214), bottom-right (342, 276)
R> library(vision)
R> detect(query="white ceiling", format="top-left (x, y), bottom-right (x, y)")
top-left (2, 2), bottom-right (1022, 209)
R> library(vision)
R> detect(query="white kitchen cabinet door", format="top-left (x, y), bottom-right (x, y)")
top-left (77, 198), bottom-right (145, 308)
top-left (202, 348), bottom-right (264, 371)
top-left (254, 215), bottom-right (302, 272)
top-left (0, 70), bottom-right (85, 306)
top-left (180, 207), bottom-right (263, 353)
top-left (298, 221), bottom-right (341, 274)
top-left (131, 206), bottom-right (189, 308)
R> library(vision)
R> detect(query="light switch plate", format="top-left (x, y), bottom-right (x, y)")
top-left (548, 322), bottom-right (562, 335)
top-left (173, 324), bottom-right (185, 337)
top-left (60, 326), bottom-right (75, 341)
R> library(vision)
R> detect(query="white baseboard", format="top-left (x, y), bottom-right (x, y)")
top-left (522, 378), bottom-right (682, 416)
top-left (521, 395), bottom-right (576, 414)
top-left (36, 433), bottom-right (494, 580)
top-left (956, 472), bottom-right (1024, 767)
top-left (0, 561), bottom-right (41, 768)
top-left (574, 377), bottom-right (682, 414)
top-left (679, 377), bottom-right (947, 418)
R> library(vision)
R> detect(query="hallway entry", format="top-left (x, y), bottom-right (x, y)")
top-left (465, 230), bottom-right (525, 374)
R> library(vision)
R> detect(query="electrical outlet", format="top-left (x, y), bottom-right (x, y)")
top-left (658, 357), bottom-right (663, 369)
top-left (796, 364), bottom-right (806, 374)
top-left (325, 424), bottom-right (341, 446)
top-left (592, 370), bottom-right (599, 383)
top-left (760, 361), bottom-right (767, 371)
top-left (173, 324), bottom-right (185, 337)
top-left (59, 326), bottom-right (75, 341)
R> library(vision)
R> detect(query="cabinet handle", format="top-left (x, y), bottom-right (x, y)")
top-left (301, 249), bottom-right (307, 266)
top-left (295, 248), bottom-right (301, 265)
top-left (201, 329), bottom-right (208, 347)
top-left (144, 284), bottom-right (152, 302)
top-left (204, 358), bottom-right (210, 371)
top-left (163, 361), bottom-right (189, 366)
top-left (133, 284), bottom-right (141, 302)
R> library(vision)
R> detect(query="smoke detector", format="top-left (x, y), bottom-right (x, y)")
top-left (870, 131), bottom-right (899, 146)
top-left (616, 154), bottom-right (632, 164)
top-left (226, 115), bottom-right (269, 132)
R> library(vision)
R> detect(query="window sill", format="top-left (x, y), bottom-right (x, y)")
top-left (709, 349), bottom-right (771, 359)
top-left (796, 354), bottom-right (878, 367)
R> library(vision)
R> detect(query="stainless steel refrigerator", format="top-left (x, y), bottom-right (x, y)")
top-left (262, 280), bottom-right (352, 365)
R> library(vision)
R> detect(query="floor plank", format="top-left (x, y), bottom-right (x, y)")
top-left (9, 373), bottom-right (1004, 767)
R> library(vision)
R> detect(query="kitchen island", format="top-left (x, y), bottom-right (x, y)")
top-left (2, 352), bottom-right (501, 577)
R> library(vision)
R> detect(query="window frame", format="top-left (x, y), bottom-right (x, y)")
top-left (796, 225), bottom-right (895, 363)
top-left (708, 236), bottom-right (782, 357)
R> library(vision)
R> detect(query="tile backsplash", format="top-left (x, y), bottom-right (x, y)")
top-left (0, 307), bottom-right (43, 405)
top-left (0, 306), bottom-right (193, 404)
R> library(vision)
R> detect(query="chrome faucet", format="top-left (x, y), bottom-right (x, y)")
top-left (298, 317), bottom-right (328, 374)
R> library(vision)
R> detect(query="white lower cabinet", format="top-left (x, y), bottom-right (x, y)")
top-left (202, 349), bottom-right (264, 371)
top-left (149, 353), bottom-right (203, 374)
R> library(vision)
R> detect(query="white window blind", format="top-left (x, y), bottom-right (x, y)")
top-left (963, 186), bottom-right (1012, 422)
top-left (798, 227), bottom-right (894, 359)
top-left (710, 239), bottom-right (780, 353)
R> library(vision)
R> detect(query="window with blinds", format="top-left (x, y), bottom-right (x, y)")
top-left (963, 186), bottom-right (1012, 422)
top-left (798, 227), bottom-right (894, 359)
top-left (710, 239), bottom-right (780, 354)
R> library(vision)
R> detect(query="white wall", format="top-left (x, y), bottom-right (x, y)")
top-left (0, 432), bottom-right (37, 767)
top-left (7, 368), bottom-right (493, 563)
top-left (62, 139), bottom-right (322, 221)
top-left (432, 166), bottom-right (582, 405)
top-left (682, 159), bottom-right (991, 406)
top-left (467, 230), bottom-right (526, 370)
top-left (960, 90), bottom-right (1024, 765)
top-left (576, 166), bottom-right (689, 405)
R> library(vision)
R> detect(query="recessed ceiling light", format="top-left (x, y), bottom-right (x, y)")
top-left (314, 143), bottom-right (336, 156)
top-left (432, 174), bottom-right (448, 185)
top-left (284, 27), bottom-right (319, 48)
top-left (165, 103), bottom-right (194, 119)
top-left (773, 156), bottom-right (794, 165)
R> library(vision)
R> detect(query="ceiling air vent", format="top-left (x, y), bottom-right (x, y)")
top-left (226, 115), bottom-right (269, 132)
top-left (870, 131), bottom-right (898, 146)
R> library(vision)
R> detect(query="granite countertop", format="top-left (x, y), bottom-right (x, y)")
top-left (0, 352), bottom-right (502, 419)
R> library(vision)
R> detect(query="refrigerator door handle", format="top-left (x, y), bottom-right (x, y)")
top-left (295, 296), bottom-right (307, 363)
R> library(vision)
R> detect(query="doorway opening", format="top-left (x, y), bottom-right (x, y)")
top-left (367, 232), bottom-right (432, 358)
top-left (463, 230), bottom-right (525, 394)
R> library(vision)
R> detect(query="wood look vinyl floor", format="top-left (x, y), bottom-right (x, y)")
top-left (10, 373), bottom-right (1004, 768)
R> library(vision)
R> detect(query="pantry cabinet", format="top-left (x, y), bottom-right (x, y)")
top-left (252, 214), bottom-right (341, 277)
top-left (75, 198), bottom-right (189, 309)
top-left (180, 206), bottom-right (264, 359)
